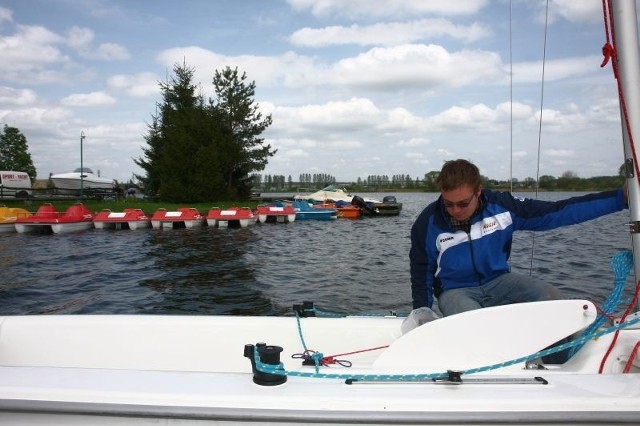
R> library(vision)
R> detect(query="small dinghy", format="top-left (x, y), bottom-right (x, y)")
top-left (292, 200), bottom-right (336, 221)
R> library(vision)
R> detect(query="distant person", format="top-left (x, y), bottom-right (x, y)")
top-left (410, 159), bottom-right (628, 317)
top-left (127, 186), bottom-right (136, 199)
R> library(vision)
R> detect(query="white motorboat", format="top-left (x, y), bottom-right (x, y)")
top-left (294, 184), bottom-right (382, 204)
top-left (1, 1), bottom-right (640, 424)
top-left (50, 167), bottom-right (115, 191)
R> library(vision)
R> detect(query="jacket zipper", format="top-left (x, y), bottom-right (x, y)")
top-left (466, 231), bottom-right (483, 285)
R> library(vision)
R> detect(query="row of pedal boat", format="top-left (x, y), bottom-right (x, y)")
top-left (0, 200), bottom-right (369, 234)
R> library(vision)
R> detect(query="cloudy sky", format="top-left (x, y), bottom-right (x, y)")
top-left (0, 0), bottom-right (630, 183)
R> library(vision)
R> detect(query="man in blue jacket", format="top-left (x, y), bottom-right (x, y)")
top-left (410, 159), bottom-right (628, 317)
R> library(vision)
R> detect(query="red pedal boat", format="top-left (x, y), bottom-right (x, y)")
top-left (93, 208), bottom-right (151, 230)
top-left (206, 207), bottom-right (257, 228)
top-left (150, 207), bottom-right (205, 229)
top-left (14, 203), bottom-right (94, 234)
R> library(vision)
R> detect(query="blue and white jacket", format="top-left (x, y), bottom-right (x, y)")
top-left (410, 188), bottom-right (626, 309)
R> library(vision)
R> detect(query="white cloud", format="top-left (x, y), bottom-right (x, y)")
top-left (328, 44), bottom-right (504, 89)
top-left (67, 26), bottom-right (130, 60)
top-left (0, 6), bottom-right (12, 22)
top-left (93, 43), bottom-right (130, 60)
top-left (0, 86), bottom-right (37, 106)
top-left (156, 46), bottom-right (317, 91)
top-left (545, 0), bottom-right (602, 24)
top-left (61, 92), bottom-right (117, 107)
top-left (286, 0), bottom-right (489, 19)
top-left (544, 148), bottom-right (574, 157)
top-left (289, 19), bottom-right (491, 47)
top-left (107, 73), bottom-right (161, 97)
top-left (511, 55), bottom-right (602, 84)
top-left (394, 137), bottom-right (429, 148)
top-left (0, 107), bottom-right (73, 130)
top-left (269, 98), bottom-right (382, 136)
top-left (426, 103), bottom-right (506, 132)
top-left (0, 24), bottom-right (67, 72)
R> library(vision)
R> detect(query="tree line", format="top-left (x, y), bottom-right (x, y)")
top-left (253, 170), bottom-right (625, 192)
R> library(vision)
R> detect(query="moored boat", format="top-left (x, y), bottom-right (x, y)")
top-left (255, 203), bottom-right (296, 223)
top-left (294, 184), bottom-right (381, 204)
top-left (206, 207), bottom-right (256, 228)
top-left (151, 207), bottom-right (206, 229)
top-left (0, 205), bottom-right (31, 233)
top-left (14, 203), bottom-right (94, 234)
top-left (50, 168), bottom-right (115, 192)
top-left (315, 201), bottom-right (361, 219)
top-left (93, 208), bottom-right (151, 230)
top-left (292, 200), bottom-right (336, 220)
top-left (352, 195), bottom-right (403, 217)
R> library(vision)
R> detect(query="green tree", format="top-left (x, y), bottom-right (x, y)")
top-left (137, 62), bottom-right (232, 202)
top-left (136, 62), bottom-right (210, 202)
top-left (210, 66), bottom-right (276, 199)
top-left (135, 115), bottom-right (162, 196)
top-left (423, 171), bottom-right (439, 191)
top-left (0, 125), bottom-right (37, 181)
top-left (539, 175), bottom-right (557, 190)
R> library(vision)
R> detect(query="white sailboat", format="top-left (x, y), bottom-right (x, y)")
top-left (2, 1), bottom-right (640, 424)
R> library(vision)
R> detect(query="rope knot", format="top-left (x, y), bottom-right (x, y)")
top-left (601, 42), bottom-right (615, 68)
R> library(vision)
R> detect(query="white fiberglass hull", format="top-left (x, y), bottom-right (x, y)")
top-left (51, 221), bottom-right (94, 234)
top-left (2, 368), bottom-right (639, 426)
top-left (1, 301), bottom-right (639, 425)
top-left (0, 224), bottom-right (16, 233)
top-left (295, 188), bottom-right (381, 204)
top-left (50, 173), bottom-right (114, 190)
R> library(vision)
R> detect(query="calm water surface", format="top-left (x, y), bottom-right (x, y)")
top-left (0, 192), bottom-right (635, 316)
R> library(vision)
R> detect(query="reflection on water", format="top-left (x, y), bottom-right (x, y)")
top-left (0, 192), bottom-right (634, 316)
top-left (139, 228), bottom-right (275, 315)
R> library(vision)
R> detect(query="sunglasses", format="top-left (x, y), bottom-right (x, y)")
top-left (443, 193), bottom-right (477, 209)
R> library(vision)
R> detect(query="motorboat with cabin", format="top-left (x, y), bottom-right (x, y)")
top-left (50, 168), bottom-right (115, 192)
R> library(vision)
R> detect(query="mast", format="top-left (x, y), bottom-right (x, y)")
top-left (613, 0), bottom-right (640, 297)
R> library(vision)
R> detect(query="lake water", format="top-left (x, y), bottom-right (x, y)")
top-left (0, 192), bottom-right (635, 316)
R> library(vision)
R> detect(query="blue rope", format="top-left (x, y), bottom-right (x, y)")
top-left (281, 249), bottom-right (636, 380)
top-left (568, 249), bottom-right (634, 357)
top-left (255, 315), bottom-right (640, 381)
